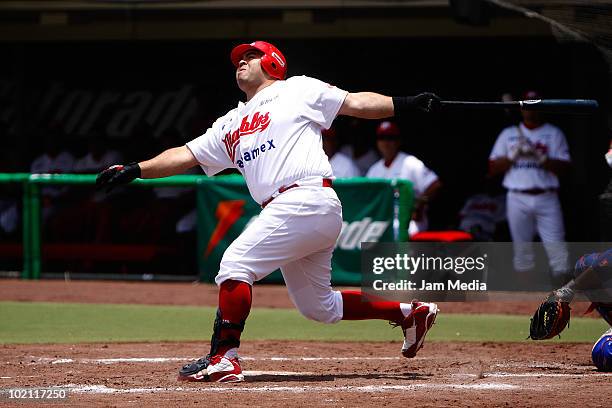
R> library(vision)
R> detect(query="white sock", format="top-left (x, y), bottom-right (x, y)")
top-left (399, 303), bottom-right (414, 317)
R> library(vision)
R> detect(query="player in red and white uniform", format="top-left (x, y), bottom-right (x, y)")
top-left (96, 41), bottom-right (440, 383)
top-left (489, 91), bottom-right (571, 283)
top-left (366, 121), bottom-right (442, 236)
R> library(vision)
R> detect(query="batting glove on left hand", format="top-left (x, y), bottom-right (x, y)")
top-left (393, 92), bottom-right (441, 116)
top-left (412, 92), bottom-right (442, 114)
top-left (96, 163), bottom-right (141, 192)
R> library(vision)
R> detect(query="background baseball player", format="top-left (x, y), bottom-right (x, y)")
top-left (339, 118), bottom-right (380, 175)
top-left (96, 41), bottom-right (441, 383)
top-left (322, 126), bottom-right (361, 178)
top-left (488, 90), bottom-right (572, 286)
top-left (458, 177), bottom-right (507, 241)
top-left (366, 120), bottom-right (442, 236)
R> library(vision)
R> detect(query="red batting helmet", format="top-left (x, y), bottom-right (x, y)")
top-left (376, 121), bottom-right (401, 138)
top-left (231, 41), bottom-right (287, 80)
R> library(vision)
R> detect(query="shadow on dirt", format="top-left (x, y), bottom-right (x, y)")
top-left (245, 372), bottom-right (432, 383)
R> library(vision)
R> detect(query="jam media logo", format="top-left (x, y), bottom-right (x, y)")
top-left (222, 111), bottom-right (271, 162)
top-left (204, 200), bottom-right (246, 258)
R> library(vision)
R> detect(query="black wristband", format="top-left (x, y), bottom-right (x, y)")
top-left (392, 96), bottom-right (416, 117)
top-left (126, 162), bottom-right (142, 179)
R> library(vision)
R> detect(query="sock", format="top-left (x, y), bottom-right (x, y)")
top-left (218, 280), bottom-right (252, 355)
top-left (340, 290), bottom-right (411, 322)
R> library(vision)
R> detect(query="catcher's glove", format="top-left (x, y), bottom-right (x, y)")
top-left (528, 294), bottom-right (571, 340)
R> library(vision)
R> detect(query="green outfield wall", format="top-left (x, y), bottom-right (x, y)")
top-left (0, 174), bottom-right (413, 284)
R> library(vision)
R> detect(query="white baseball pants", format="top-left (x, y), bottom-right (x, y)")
top-left (216, 185), bottom-right (344, 324)
top-left (506, 191), bottom-right (569, 274)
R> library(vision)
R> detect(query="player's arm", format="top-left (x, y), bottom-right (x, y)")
top-left (541, 129), bottom-right (572, 176)
top-left (338, 93), bottom-right (393, 119)
top-left (139, 146), bottom-right (198, 178)
top-left (421, 179), bottom-right (442, 203)
top-left (338, 92), bottom-right (440, 119)
top-left (541, 158), bottom-right (570, 177)
top-left (487, 130), bottom-right (513, 177)
top-left (413, 179), bottom-right (442, 221)
top-left (96, 146), bottom-right (198, 191)
top-left (488, 158), bottom-right (512, 177)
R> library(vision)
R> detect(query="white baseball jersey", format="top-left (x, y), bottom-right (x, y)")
top-left (187, 76), bottom-right (347, 204)
top-left (459, 193), bottom-right (506, 237)
top-left (489, 123), bottom-right (570, 190)
top-left (366, 151), bottom-right (439, 197)
top-left (328, 152), bottom-right (360, 178)
top-left (339, 145), bottom-right (379, 176)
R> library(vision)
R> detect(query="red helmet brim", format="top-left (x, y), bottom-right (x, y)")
top-left (231, 44), bottom-right (259, 67)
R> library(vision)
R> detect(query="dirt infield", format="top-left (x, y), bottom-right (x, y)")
top-left (1, 279), bottom-right (609, 407)
top-left (2, 341), bottom-right (609, 407)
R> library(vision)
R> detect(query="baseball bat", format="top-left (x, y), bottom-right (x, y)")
top-left (440, 99), bottom-right (599, 114)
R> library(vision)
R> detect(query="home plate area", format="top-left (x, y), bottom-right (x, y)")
top-left (2, 340), bottom-right (610, 407)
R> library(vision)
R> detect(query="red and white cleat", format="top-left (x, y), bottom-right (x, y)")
top-left (399, 302), bottom-right (438, 358)
top-left (178, 348), bottom-right (244, 383)
top-left (207, 351), bottom-right (244, 383)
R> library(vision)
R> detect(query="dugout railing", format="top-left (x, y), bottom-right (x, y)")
top-left (0, 173), bottom-right (414, 284)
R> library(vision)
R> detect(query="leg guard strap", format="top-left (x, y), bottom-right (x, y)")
top-left (208, 308), bottom-right (245, 357)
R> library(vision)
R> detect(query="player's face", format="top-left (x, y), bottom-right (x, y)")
top-left (236, 50), bottom-right (266, 86)
top-left (376, 138), bottom-right (401, 160)
top-left (521, 109), bottom-right (541, 123)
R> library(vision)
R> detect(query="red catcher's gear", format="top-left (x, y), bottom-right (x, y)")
top-left (231, 41), bottom-right (287, 80)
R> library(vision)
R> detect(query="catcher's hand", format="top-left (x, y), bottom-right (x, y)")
top-left (528, 293), bottom-right (571, 340)
top-left (96, 163), bottom-right (141, 192)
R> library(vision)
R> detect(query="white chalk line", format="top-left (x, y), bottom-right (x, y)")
top-left (494, 362), bottom-right (593, 370)
top-left (486, 371), bottom-right (612, 378)
top-left (59, 383), bottom-right (520, 395)
top-left (1, 371), bottom-right (312, 380)
top-left (30, 356), bottom-right (402, 365)
top-left (24, 356), bottom-right (610, 377)
top-left (452, 372), bottom-right (612, 379)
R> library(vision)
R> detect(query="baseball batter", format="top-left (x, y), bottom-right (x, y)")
top-left (488, 91), bottom-right (571, 284)
top-left (366, 121), bottom-right (442, 236)
top-left (96, 41), bottom-right (441, 383)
